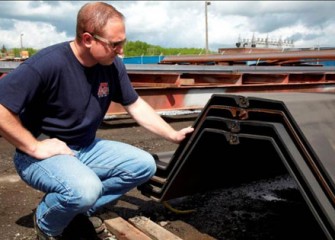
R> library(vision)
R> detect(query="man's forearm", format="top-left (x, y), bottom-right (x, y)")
top-left (0, 104), bottom-right (38, 155)
top-left (125, 97), bottom-right (178, 142)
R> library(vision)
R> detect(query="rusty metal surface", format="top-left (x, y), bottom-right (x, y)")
top-left (107, 64), bottom-right (335, 116)
top-left (126, 64), bottom-right (335, 73)
top-left (1, 61), bottom-right (335, 117)
top-left (106, 81), bottom-right (335, 117)
top-left (160, 49), bottom-right (335, 66)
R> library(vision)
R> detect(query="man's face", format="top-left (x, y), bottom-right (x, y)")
top-left (89, 18), bottom-right (126, 65)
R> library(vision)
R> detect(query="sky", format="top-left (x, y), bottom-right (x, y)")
top-left (1, 1), bottom-right (335, 53)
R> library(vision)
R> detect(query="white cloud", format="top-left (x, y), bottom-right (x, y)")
top-left (0, 1), bottom-right (334, 51)
top-left (0, 20), bottom-right (69, 49)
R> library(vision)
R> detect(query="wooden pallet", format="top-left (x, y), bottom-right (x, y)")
top-left (105, 214), bottom-right (182, 240)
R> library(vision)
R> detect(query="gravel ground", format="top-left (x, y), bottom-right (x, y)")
top-left (0, 117), bottom-right (328, 240)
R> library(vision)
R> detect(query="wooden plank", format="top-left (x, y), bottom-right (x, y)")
top-left (128, 216), bottom-right (183, 240)
top-left (105, 216), bottom-right (152, 240)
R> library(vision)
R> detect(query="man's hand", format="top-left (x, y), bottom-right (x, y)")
top-left (171, 126), bottom-right (194, 144)
top-left (32, 138), bottom-right (75, 160)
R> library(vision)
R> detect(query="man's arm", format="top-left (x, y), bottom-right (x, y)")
top-left (0, 104), bottom-right (73, 159)
top-left (124, 97), bottom-right (194, 144)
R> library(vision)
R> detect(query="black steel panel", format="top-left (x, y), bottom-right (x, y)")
top-left (210, 117), bottom-right (335, 239)
top-left (138, 92), bottom-right (335, 239)
top-left (204, 93), bottom-right (335, 204)
top-left (208, 92), bottom-right (335, 192)
top-left (144, 118), bottom-right (335, 239)
top-left (150, 128), bottom-right (286, 200)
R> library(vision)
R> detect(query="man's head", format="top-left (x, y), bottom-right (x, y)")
top-left (75, 2), bottom-right (127, 65)
top-left (76, 2), bottom-right (124, 41)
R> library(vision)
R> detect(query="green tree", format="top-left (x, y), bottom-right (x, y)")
top-left (12, 48), bottom-right (21, 57)
top-left (123, 40), bottom-right (211, 57)
top-left (1, 45), bottom-right (7, 53)
top-left (25, 48), bottom-right (38, 57)
top-left (6, 40), bottom-right (214, 58)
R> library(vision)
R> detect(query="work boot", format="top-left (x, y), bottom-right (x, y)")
top-left (62, 214), bottom-right (96, 239)
top-left (62, 214), bottom-right (115, 240)
top-left (88, 215), bottom-right (115, 240)
top-left (33, 213), bottom-right (62, 240)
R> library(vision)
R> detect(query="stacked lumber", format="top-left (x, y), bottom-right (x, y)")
top-left (104, 214), bottom-right (182, 240)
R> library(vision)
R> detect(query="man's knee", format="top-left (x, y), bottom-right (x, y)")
top-left (136, 151), bottom-right (157, 181)
top-left (69, 177), bottom-right (103, 210)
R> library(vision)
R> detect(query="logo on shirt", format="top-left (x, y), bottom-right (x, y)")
top-left (98, 82), bottom-right (109, 98)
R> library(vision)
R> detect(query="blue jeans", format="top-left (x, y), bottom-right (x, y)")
top-left (14, 138), bottom-right (156, 237)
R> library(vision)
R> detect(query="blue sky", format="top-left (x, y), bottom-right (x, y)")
top-left (1, 1), bottom-right (334, 53)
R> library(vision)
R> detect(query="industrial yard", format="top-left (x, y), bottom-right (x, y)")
top-left (1, 47), bottom-right (335, 239)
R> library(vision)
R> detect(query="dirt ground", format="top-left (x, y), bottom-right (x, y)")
top-left (0, 117), bottom-right (328, 240)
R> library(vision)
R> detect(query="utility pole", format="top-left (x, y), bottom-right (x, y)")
top-left (205, 1), bottom-right (211, 54)
top-left (20, 33), bottom-right (24, 50)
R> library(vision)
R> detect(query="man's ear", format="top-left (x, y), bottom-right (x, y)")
top-left (82, 32), bottom-right (93, 47)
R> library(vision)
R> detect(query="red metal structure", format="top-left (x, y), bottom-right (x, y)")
top-left (1, 49), bottom-right (335, 118)
top-left (160, 49), bottom-right (335, 66)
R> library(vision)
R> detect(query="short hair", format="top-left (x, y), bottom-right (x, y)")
top-left (76, 2), bottom-right (125, 40)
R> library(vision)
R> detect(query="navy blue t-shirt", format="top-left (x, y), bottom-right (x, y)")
top-left (0, 41), bottom-right (138, 147)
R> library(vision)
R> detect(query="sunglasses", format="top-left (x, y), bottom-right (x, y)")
top-left (86, 32), bottom-right (126, 49)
